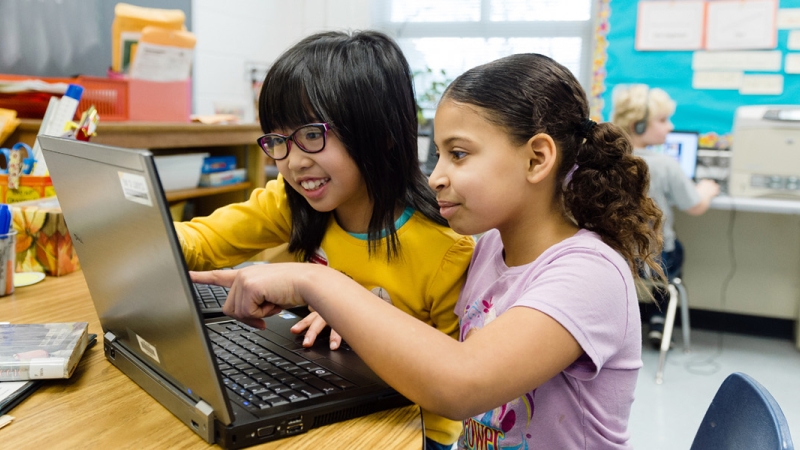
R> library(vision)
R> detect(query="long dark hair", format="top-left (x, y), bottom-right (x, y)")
top-left (442, 53), bottom-right (664, 281)
top-left (259, 30), bottom-right (446, 261)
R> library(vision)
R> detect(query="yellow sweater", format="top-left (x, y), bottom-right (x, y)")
top-left (174, 176), bottom-right (474, 444)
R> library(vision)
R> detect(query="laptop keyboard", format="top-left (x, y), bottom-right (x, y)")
top-left (194, 283), bottom-right (229, 312)
top-left (207, 322), bottom-right (357, 413)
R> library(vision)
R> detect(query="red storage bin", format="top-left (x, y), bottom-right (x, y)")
top-left (0, 74), bottom-right (129, 121)
top-left (0, 74), bottom-right (190, 122)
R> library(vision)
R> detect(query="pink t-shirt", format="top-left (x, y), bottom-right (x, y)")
top-left (456, 229), bottom-right (641, 450)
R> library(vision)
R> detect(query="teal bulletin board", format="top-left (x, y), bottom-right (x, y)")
top-left (597, 0), bottom-right (800, 147)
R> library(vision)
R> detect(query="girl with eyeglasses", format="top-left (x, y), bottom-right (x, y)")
top-left (175, 30), bottom-right (473, 449)
top-left (194, 53), bottom-right (665, 449)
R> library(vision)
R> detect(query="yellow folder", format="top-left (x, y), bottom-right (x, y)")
top-left (111, 3), bottom-right (186, 73)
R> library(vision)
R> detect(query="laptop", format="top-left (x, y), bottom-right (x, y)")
top-left (38, 136), bottom-right (411, 449)
top-left (646, 130), bottom-right (700, 180)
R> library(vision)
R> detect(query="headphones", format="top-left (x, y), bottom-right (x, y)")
top-left (632, 87), bottom-right (650, 135)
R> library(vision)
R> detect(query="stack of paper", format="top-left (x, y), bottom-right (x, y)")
top-left (111, 3), bottom-right (197, 82)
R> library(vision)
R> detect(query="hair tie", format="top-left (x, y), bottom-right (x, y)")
top-left (578, 118), bottom-right (596, 138)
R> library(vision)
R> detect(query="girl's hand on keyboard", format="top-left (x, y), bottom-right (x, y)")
top-left (290, 310), bottom-right (344, 350)
top-left (190, 266), bottom-right (306, 330)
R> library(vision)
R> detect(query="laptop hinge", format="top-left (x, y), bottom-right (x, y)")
top-left (104, 338), bottom-right (216, 443)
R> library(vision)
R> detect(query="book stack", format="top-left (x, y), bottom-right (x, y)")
top-left (0, 322), bottom-right (89, 381)
top-left (199, 155), bottom-right (245, 187)
top-left (0, 325), bottom-right (96, 419)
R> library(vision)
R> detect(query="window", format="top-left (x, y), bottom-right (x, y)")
top-left (373, 0), bottom-right (596, 117)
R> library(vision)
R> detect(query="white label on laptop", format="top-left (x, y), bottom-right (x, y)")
top-left (136, 334), bottom-right (161, 363)
top-left (118, 172), bottom-right (153, 207)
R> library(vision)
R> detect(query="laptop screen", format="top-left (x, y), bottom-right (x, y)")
top-left (646, 130), bottom-right (699, 180)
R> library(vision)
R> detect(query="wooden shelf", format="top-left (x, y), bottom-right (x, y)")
top-left (3, 120), bottom-right (267, 216)
top-left (7, 119), bottom-right (264, 149)
top-left (165, 181), bottom-right (252, 202)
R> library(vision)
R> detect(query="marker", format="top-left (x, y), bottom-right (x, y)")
top-left (0, 204), bottom-right (11, 236)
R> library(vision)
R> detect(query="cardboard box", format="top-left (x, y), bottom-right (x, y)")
top-left (11, 197), bottom-right (80, 276)
top-left (0, 175), bottom-right (56, 204)
top-left (199, 168), bottom-right (246, 187)
top-left (202, 155), bottom-right (236, 173)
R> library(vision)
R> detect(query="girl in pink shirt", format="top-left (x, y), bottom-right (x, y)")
top-left (195, 53), bottom-right (664, 449)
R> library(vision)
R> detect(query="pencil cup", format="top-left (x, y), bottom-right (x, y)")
top-left (0, 229), bottom-right (16, 297)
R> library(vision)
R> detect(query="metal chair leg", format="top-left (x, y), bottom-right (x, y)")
top-left (656, 283), bottom-right (679, 384)
top-left (673, 277), bottom-right (691, 353)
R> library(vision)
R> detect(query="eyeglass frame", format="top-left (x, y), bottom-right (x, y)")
top-left (255, 122), bottom-right (332, 160)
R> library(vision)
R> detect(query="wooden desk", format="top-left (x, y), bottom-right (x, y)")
top-left (0, 271), bottom-right (423, 449)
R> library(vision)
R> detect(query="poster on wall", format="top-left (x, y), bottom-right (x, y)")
top-left (601, 0), bottom-right (800, 140)
top-left (705, 0), bottom-right (778, 50)
top-left (635, 1), bottom-right (706, 50)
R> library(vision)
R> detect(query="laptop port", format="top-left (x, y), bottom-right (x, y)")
top-left (286, 424), bottom-right (303, 434)
top-left (287, 416), bottom-right (303, 426)
top-left (257, 425), bottom-right (275, 437)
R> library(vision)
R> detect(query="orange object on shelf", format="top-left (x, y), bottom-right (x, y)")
top-left (0, 174), bottom-right (55, 204)
top-left (0, 74), bottom-right (129, 121)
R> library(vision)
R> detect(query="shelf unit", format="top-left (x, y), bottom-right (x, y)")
top-left (5, 120), bottom-right (271, 217)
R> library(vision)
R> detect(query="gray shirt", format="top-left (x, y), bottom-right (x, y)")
top-left (635, 149), bottom-right (701, 252)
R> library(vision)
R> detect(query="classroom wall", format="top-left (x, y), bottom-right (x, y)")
top-left (0, 0), bottom-right (191, 78)
top-left (191, 0), bottom-right (372, 123)
top-left (598, 0), bottom-right (800, 143)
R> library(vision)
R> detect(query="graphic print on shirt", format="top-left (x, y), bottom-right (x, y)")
top-left (308, 248), bottom-right (329, 266)
top-left (460, 394), bottom-right (535, 450)
top-left (459, 296), bottom-right (497, 341)
top-left (459, 296), bottom-right (536, 449)
top-left (370, 286), bottom-right (393, 305)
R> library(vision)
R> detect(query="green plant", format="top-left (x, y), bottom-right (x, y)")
top-left (413, 67), bottom-right (452, 127)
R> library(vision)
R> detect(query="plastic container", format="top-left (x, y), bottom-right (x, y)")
top-left (44, 84), bottom-right (83, 136)
top-left (0, 74), bottom-right (128, 121)
top-left (127, 78), bottom-right (191, 122)
top-left (153, 153), bottom-right (209, 191)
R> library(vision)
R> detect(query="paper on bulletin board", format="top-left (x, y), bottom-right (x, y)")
top-left (785, 53), bottom-right (800, 73)
top-left (789, 30), bottom-right (800, 49)
top-left (705, 0), bottom-right (778, 50)
top-left (692, 71), bottom-right (743, 90)
top-left (778, 7), bottom-right (800, 28)
top-left (692, 50), bottom-right (782, 71)
top-left (739, 74), bottom-right (784, 95)
top-left (635, 1), bottom-right (705, 50)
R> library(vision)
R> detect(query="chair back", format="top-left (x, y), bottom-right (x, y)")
top-left (691, 372), bottom-right (794, 450)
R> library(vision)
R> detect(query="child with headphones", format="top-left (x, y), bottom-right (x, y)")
top-left (611, 84), bottom-right (720, 349)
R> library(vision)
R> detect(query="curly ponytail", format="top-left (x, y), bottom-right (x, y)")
top-left (564, 122), bottom-right (665, 281)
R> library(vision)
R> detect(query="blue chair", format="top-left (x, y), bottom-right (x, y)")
top-left (691, 372), bottom-right (794, 450)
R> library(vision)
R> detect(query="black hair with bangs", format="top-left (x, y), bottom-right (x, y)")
top-left (258, 30), bottom-right (446, 261)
